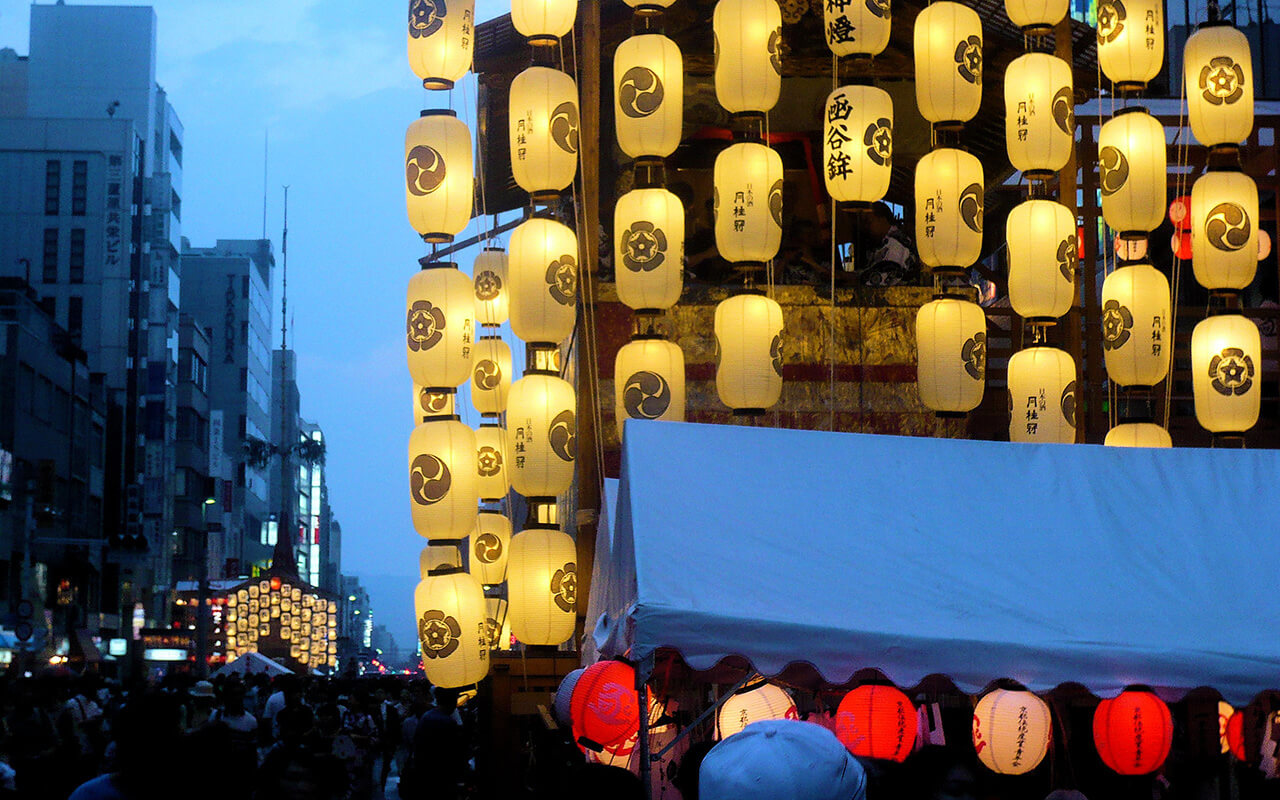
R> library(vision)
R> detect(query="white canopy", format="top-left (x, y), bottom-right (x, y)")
top-left (593, 421), bottom-right (1280, 704)
top-left (214, 651), bottom-right (292, 677)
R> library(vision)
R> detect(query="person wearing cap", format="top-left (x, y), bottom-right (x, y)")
top-left (699, 719), bottom-right (867, 800)
top-left (186, 681), bottom-right (217, 731)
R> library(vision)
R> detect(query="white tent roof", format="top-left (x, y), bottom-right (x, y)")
top-left (214, 651), bottom-right (292, 677)
top-left (594, 421), bottom-right (1280, 704)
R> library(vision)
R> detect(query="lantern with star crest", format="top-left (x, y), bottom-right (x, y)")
top-left (914, 1), bottom-right (983, 126)
top-left (714, 142), bottom-right (784, 265)
top-left (407, 0), bottom-right (474, 90)
top-left (1007, 347), bottom-right (1077, 444)
top-left (1006, 199), bottom-right (1076, 321)
top-left (414, 570), bottom-right (489, 687)
top-left (1185, 24), bottom-right (1254, 148)
top-left (915, 148), bottom-right (984, 273)
top-left (405, 110), bottom-right (473, 243)
top-left (509, 67), bottom-right (580, 200)
top-left (507, 528), bottom-right (577, 646)
top-left (614, 34), bottom-right (683, 160)
top-left (824, 85), bottom-right (893, 205)
top-left (715, 294), bottom-right (784, 413)
top-left (1096, 0), bottom-right (1163, 91)
top-left (509, 216), bottom-right (579, 346)
top-left (1192, 314), bottom-right (1260, 434)
top-left (614, 337), bottom-right (686, 440)
top-left (406, 264), bottom-right (476, 389)
top-left (1101, 263), bottom-right (1171, 388)
top-left (1190, 170), bottom-right (1258, 291)
top-left (916, 297), bottom-right (986, 413)
top-left (713, 0), bottom-right (783, 115)
top-left (475, 424), bottom-right (512, 501)
top-left (615, 188), bottom-right (684, 311)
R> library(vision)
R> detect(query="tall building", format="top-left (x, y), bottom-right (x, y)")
top-left (171, 314), bottom-right (215, 584)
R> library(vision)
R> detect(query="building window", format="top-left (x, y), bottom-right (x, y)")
top-left (42, 228), bottom-right (59, 283)
top-left (45, 160), bottom-right (61, 216)
top-left (71, 161), bottom-right (87, 216)
top-left (69, 229), bottom-right (85, 284)
top-left (68, 296), bottom-right (83, 340)
top-left (171, 189), bottom-right (182, 222)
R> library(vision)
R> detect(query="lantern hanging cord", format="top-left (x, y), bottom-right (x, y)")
top-left (1165, 77), bottom-right (1193, 430)
top-left (828, 52), bottom-right (838, 432)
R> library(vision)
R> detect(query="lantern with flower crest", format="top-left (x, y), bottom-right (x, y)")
top-left (1096, 0), bottom-right (1163, 91)
top-left (406, 265), bottom-right (475, 390)
top-left (616, 188), bottom-right (684, 311)
top-left (407, 0), bottom-right (474, 90)
top-left (509, 217), bottom-right (579, 346)
top-left (473, 248), bottom-right (510, 327)
top-left (1185, 25), bottom-right (1254, 148)
top-left (414, 570), bottom-right (488, 688)
top-left (1192, 314), bottom-right (1261, 435)
top-left (915, 149), bottom-right (984, 272)
top-left (914, 2), bottom-right (983, 126)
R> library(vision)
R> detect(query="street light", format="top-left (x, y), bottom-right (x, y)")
top-left (195, 481), bottom-right (217, 677)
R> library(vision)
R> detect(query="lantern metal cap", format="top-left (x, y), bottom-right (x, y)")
top-left (478, 509), bottom-right (507, 518)
top-left (482, 245), bottom-right (506, 252)
top-left (479, 414), bottom-right (501, 423)
top-left (1117, 230), bottom-right (1150, 242)
top-left (1113, 82), bottom-right (1148, 95)
top-left (478, 333), bottom-right (505, 342)
top-left (420, 413), bottom-right (463, 422)
top-left (1019, 23), bottom-right (1055, 36)
top-left (1112, 105), bottom-right (1150, 117)
top-left (422, 78), bottom-right (456, 91)
top-left (420, 232), bottom-right (456, 245)
top-left (417, 257), bottom-right (459, 270)
top-left (630, 332), bottom-right (668, 342)
top-left (420, 108), bottom-right (459, 118)
top-left (524, 367), bottom-right (560, 377)
top-left (731, 408), bottom-right (767, 416)
top-left (426, 565), bottom-right (466, 577)
top-left (935, 411), bottom-right (967, 419)
top-left (1023, 168), bottom-right (1056, 183)
top-left (1196, 18), bottom-right (1234, 28)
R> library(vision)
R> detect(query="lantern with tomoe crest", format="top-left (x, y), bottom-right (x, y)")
top-left (507, 528), bottom-right (577, 646)
top-left (614, 34), bottom-right (683, 160)
top-left (614, 338), bottom-right (686, 439)
top-left (408, 418), bottom-right (478, 540)
top-left (405, 110), bottom-right (472, 243)
top-left (509, 67), bottom-right (580, 199)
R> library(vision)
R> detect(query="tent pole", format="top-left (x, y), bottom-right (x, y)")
top-left (635, 654), bottom-right (655, 800)
top-left (650, 670), bottom-right (754, 762)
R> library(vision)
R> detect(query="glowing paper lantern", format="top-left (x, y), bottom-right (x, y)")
top-left (1005, 0), bottom-right (1068, 34)
top-left (916, 298), bottom-right (986, 413)
top-left (509, 67), bottom-right (580, 198)
top-left (405, 111), bottom-right (473, 243)
top-left (1093, 690), bottom-right (1173, 775)
top-left (915, 148), bottom-right (984, 272)
top-left (615, 188), bottom-right (684, 311)
top-left (914, 2), bottom-right (983, 126)
top-left (473, 248), bottom-right (510, 327)
top-left (824, 85), bottom-right (893, 205)
top-left (471, 336), bottom-right (512, 416)
top-left (715, 294), bottom-right (784, 412)
top-left (1007, 199), bottom-right (1076, 320)
top-left (1004, 54), bottom-right (1074, 178)
top-left (1100, 264), bottom-right (1171, 387)
top-left (511, 0), bottom-right (576, 45)
top-left (614, 338), bottom-right (686, 439)
top-left (714, 142), bottom-right (784, 264)
top-left (484, 597), bottom-right (509, 650)
top-left (717, 681), bottom-right (797, 740)
top-left (1096, 0), bottom-right (1164, 91)
top-left (824, 0), bottom-right (891, 56)
top-left (414, 570), bottom-right (489, 688)
top-left (507, 527), bottom-right (577, 645)
top-left (407, 0), bottom-right (474, 90)
top-left (713, 0), bottom-right (783, 115)
top-left (408, 418), bottom-right (479, 539)
top-left (406, 265), bottom-right (476, 389)
top-left (624, 0), bottom-right (676, 7)
top-left (1185, 25), bottom-right (1254, 147)
top-left (475, 424), bottom-right (512, 501)
top-left (507, 373), bottom-right (577, 497)
top-left (1098, 109), bottom-right (1166, 237)
top-left (571, 661), bottom-right (640, 750)
top-left (1192, 314), bottom-right (1261, 434)
top-left (1007, 347), bottom-right (1077, 444)
top-left (614, 34), bottom-right (683, 159)
top-left (414, 386), bottom-right (455, 421)
top-left (418, 543), bottom-right (462, 579)
top-left (555, 668), bottom-right (586, 726)
top-left (835, 685), bottom-right (917, 762)
top-left (1226, 710), bottom-right (1247, 761)
top-left (1190, 170), bottom-right (1258, 290)
top-left (972, 690), bottom-right (1052, 775)
top-left (472, 510), bottom-right (512, 585)
top-left (509, 216), bottom-right (579, 345)
top-left (1104, 423), bottom-right (1172, 447)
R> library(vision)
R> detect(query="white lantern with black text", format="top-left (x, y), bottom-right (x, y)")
top-left (914, 2), bottom-right (983, 125)
top-left (824, 86), bottom-right (893, 204)
top-left (511, 0), bottom-right (576, 45)
top-left (407, 0), bottom-right (474, 90)
top-left (916, 298), bottom-right (986, 413)
top-left (1101, 264), bottom-right (1171, 387)
top-left (1005, 0), bottom-right (1068, 34)
top-left (475, 424), bottom-right (512, 501)
top-left (614, 338), bottom-right (686, 439)
top-left (405, 111), bottom-right (473, 243)
top-left (713, 0), bottom-right (783, 115)
top-left (1007, 200), bottom-right (1076, 320)
top-left (716, 682), bottom-right (797, 739)
top-left (471, 336), bottom-right (513, 416)
top-left (507, 373), bottom-right (576, 498)
top-left (1098, 109), bottom-right (1166, 237)
top-left (714, 143), bottom-right (784, 264)
top-left (473, 248), bottom-right (510, 327)
top-left (509, 67), bottom-right (580, 198)
top-left (614, 34), bottom-right (683, 160)
top-left (616, 188), bottom-right (684, 311)
top-left (1192, 314), bottom-right (1261, 434)
top-left (472, 511), bottom-right (513, 585)
top-left (1185, 25), bottom-right (1254, 148)
top-left (1007, 347), bottom-right (1077, 444)
top-left (972, 690), bottom-right (1052, 775)
top-left (409, 419), bottom-right (478, 539)
top-left (406, 266), bottom-right (476, 389)
top-left (1105, 423), bottom-right (1172, 447)
top-left (507, 528), bottom-right (577, 646)
top-left (715, 294), bottom-right (783, 412)
top-left (1096, 0), bottom-right (1163, 91)
top-left (414, 571), bottom-right (488, 687)
top-left (1191, 170), bottom-right (1258, 290)
top-left (825, 0), bottom-right (891, 56)
top-left (915, 148), bottom-right (984, 271)
top-left (509, 217), bottom-right (579, 345)
top-left (1004, 53), bottom-right (1074, 178)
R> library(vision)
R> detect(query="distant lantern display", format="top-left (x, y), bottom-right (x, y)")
top-left (418, 543), bottom-right (461, 580)
top-left (615, 188), bottom-right (685, 311)
top-left (414, 570), bottom-right (489, 688)
top-left (1005, 0), bottom-right (1068, 34)
top-left (508, 216), bottom-right (579, 345)
top-left (473, 247), bottom-right (510, 327)
top-left (614, 338), bottom-right (686, 439)
top-left (714, 142), bottom-right (784, 265)
top-left (824, 0), bottom-right (891, 56)
top-left (507, 373), bottom-right (577, 497)
top-left (225, 579), bottom-right (336, 669)
top-left (509, 67), bottom-right (580, 198)
top-left (1098, 109), bottom-right (1166, 237)
top-left (507, 527), bottom-right (577, 645)
top-left (1100, 264), bottom-right (1171, 388)
top-left (916, 298), bottom-right (986, 413)
top-left (1185, 25), bottom-right (1254, 148)
top-left (1004, 53), bottom-right (1074, 178)
top-left (914, 1), bottom-right (983, 126)
top-left (406, 265), bottom-right (476, 389)
top-left (408, 418), bottom-right (479, 539)
top-left (715, 294), bottom-right (784, 412)
top-left (1006, 199), bottom-right (1077, 320)
top-left (407, 0), bottom-right (474, 90)
top-left (471, 336), bottom-right (513, 416)
top-left (510, 0), bottom-right (576, 44)
top-left (716, 681), bottom-right (797, 740)
top-left (405, 111), bottom-right (473, 243)
top-left (824, 85), bottom-right (894, 205)
top-left (1192, 314), bottom-right (1261, 434)
top-left (1007, 347), bottom-right (1077, 444)
top-left (1094, 690), bottom-right (1174, 775)
top-left (972, 690), bottom-right (1052, 775)
top-left (713, 0), bottom-right (783, 115)
top-left (1104, 422), bottom-right (1172, 447)
top-left (915, 148), bottom-right (984, 272)
top-left (1191, 170), bottom-right (1259, 290)
top-left (1096, 0), bottom-right (1164, 91)
top-left (835, 685), bottom-right (918, 762)
top-left (472, 510), bottom-right (512, 585)
top-left (414, 385), bottom-right (456, 422)
top-left (571, 661), bottom-right (641, 750)
top-left (614, 34), bottom-right (683, 159)
top-left (475, 424), bottom-right (512, 501)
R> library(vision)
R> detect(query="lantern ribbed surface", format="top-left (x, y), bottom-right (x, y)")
top-left (471, 510), bottom-right (512, 585)
top-left (414, 570), bottom-right (489, 688)
top-left (914, 1), bottom-right (983, 125)
top-left (1191, 170), bottom-right (1258, 291)
top-left (1093, 690), bottom-right (1173, 775)
top-left (405, 112), bottom-right (473, 242)
top-left (407, 0), bottom-right (475, 90)
top-left (571, 661), bottom-right (641, 750)
top-left (713, 0), bottom-right (783, 114)
top-left (1192, 314), bottom-right (1261, 434)
top-left (1098, 109), bottom-right (1166, 236)
top-left (916, 298), bottom-right (986, 413)
top-left (615, 188), bottom-right (685, 311)
top-left (614, 338), bottom-right (686, 439)
top-left (714, 294), bottom-right (784, 412)
top-left (716, 681), bottom-right (798, 740)
top-left (614, 34), bottom-right (684, 159)
top-left (408, 418), bottom-right (479, 540)
top-left (835, 685), bottom-right (918, 762)
top-left (554, 668), bottom-right (586, 726)
top-left (972, 689), bottom-right (1052, 775)
top-left (507, 373), bottom-right (576, 497)
top-left (1100, 264), bottom-right (1171, 388)
top-left (405, 266), bottom-right (476, 389)
top-left (1104, 422), bottom-right (1172, 447)
top-left (1007, 347), bottom-right (1077, 444)
top-left (1185, 25), bottom-right (1254, 148)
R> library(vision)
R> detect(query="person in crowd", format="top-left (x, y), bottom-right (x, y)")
top-left (208, 681), bottom-right (259, 786)
top-left (3, 681), bottom-right (58, 800)
top-left (856, 201), bottom-right (921, 287)
top-left (377, 687), bottom-right (402, 793)
top-left (401, 686), bottom-right (467, 800)
top-left (561, 762), bottom-right (645, 800)
top-left (698, 719), bottom-right (866, 800)
top-left (67, 691), bottom-right (183, 800)
top-left (342, 694), bottom-right (379, 799)
top-left (185, 680), bottom-right (217, 731)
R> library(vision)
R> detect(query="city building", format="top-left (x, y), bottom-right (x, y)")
top-left (171, 314), bottom-right (215, 585)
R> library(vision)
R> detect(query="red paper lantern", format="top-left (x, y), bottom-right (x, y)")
top-left (1171, 230), bottom-right (1193, 261)
top-left (1169, 196), bottom-right (1191, 230)
top-left (570, 661), bottom-right (640, 751)
top-left (1226, 710), bottom-right (1247, 761)
top-left (1093, 690), bottom-right (1173, 775)
top-left (835, 685), bottom-right (918, 762)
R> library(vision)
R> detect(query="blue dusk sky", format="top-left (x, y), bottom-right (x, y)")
top-left (0, 0), bottom-right (511, 650)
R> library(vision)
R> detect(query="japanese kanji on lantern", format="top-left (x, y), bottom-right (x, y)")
top-left (1006, 199), bottom-right (1076, 321)
top-left (714, 142), bottom-right (784, 265)
top-left (835, 685), bottom-right (918, 762)
top-left (470, 335), bottom-right (513, 416)
top-left (1096, 0), bottom-right (1163, 91)
top-left (508, 216), bottom-right (579, 346)
top-left (1192, 313), bottom-right (1261, 435)
top-left (1100, 263), bottom-right (1171, 388)
top-left (1007, 346), bottom-right (1077, 444)
top-left (916, 297), bottom-right (986, 414)
top-left (713, 0), bottom-right (783, 115)
top-left (914, 148), bottom-right (984, 273)
top-left (475, 424), bottom-right (512, 501)
top-left (914, 1), bottom-right (983, 126)
top-left (510, 0), bottom-right (577, 45)
top-left (472, 510), bottom-right (513, 585)
top-left (1190, 170), bottom-right (1258, 290)
top-left (716, 681), bottom-right (797, 739)
top-left (615, 188), bottom-right (684, 311)
top-left (414, 569), bottom-right (489, 687)
top-left (614, 34), bottom-right (683, 160)
top-left (1004, 53), bottom-right (1074, 179)
top-left (972, 690), bottom-right (1052, 775)
top-left (824, 0), bottom-right (891, 57)
top-left (1004, 0), bottom-right (1068, 35)
top-left (715, 293), bottom-right (784, 413)
top-left (509, 66), bottom-right (580, 200)
top-left (473, 247), bottom-right (510, 328)
top-left (406, 264), bottom-right (476, 389)
top-left (506, 372), bottom-right (577, 497)
top-left (614, 337), bottom-right (686, 439)
top-left (408, 417), bottom-right (479, 539)
top-left (407, 0), bottom-right (475, 90)
top-left (1094, 690), bottom-right (1173, 775)
top-left (405, 110), bottom-right (474, 243)
top-left (1104, 422), bottom-right (1172, 447)
top-left (506, 527), bottom-right (577, 646)
top-left (824, 86), bottom-right (893, 205)
top-left (1098, 108), bottom-right (1166, 239)
top-left (1184, 24), bottom-right (1254, 149)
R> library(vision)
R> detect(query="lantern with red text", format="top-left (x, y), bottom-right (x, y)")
top-left (972, 690), bottom-right (1052, 775)
top-left (716, 681), bottom-right (798, 740)
top-left (571, 661), bottom-right (640, 751)
top-left (835, 685), bottom-right (918, 762)
top-left (1093, 690), bottom-right (1173, 775)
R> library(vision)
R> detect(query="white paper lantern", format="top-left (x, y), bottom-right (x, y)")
top-left (1007, 199), bottom-right (1076, 320)
top-left (616, 188), bottom-right (684, 311)
top-left (471, 336), bottom-right (513, 416)
top-left (475, 424), bottom-right (513, 501)
top-left (1101, 264), bottom-right (1171, 387)
top-left (509, 67), bottom-right (580, 198)
top-left (405, 111), bottom-right (473, 243)
top-left (1004, 53), bottom-right (1074, 178)
top-left (414, 571), bottom-right (489, 687)
top-left (419, 543), bottom-right (462, 579)
top-left (715, 294), bottom-right (784, 412)
top-left (614, 338), bottom-right (686, 439)
top-left (414, 386), bottom-right (456, 422)
top-left (484, 597), bottom-right (510, 650)
top-left (1096, 0), bottom-right (1163, 91)
top-left (915, 148), bottom-right (984, 271)
top-left (1191, 170), bottom-right (1258, 291)
top-left (1105, 422), bottom-right (1172, 447)
top-left (507, 528), bottom-right (577, 646)
top-left (714, 143), bottom-right (784, 264)
top-left (1192, 314), bottom-right (1261, 434)
top-left (406, 266), bottom-right (476, 390)
top-left (507, 373), bottom-right (576, 498)
top-left (916, 298), bottom-right (986, 413)
top-left (509, 216), bottom-right (579, 345)
top-left (972, 690), bottom-right (1052, 775)
top-left (473, 248), bottom-right (510, 327)
top-left (1185, 25), bottom-right (1254, 148)
top-left (713, 0), bottom-right (783, 115)
top-left (716, 682), bottom-right (797, 739)
top-left (408, 418), bottom-right (479, 539)
top-left (472, 510), bottom-right (512, 585)
top-left (1007, 347), bottom-right (1077, 444)
top-left (511, 0), bottom-right (576, 45)
top-left (407, 0), bottom-right (474, 90)
top-left (614, 34), bottom-right (683, 160)
top-left (914, 2), bottom-right (983, 126)
top-left (1098, 109), bottom-right (1166, 237)
top-left (1005, 0), bottom-right (1068, 34)
top-left (824, 85), bottom-right (893, 205)
top-left (824, 0), bottom-right (891, 56)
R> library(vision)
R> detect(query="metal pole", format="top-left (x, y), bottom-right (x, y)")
top-left (195, 501), bottom-right (210, 678)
